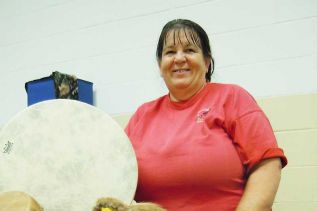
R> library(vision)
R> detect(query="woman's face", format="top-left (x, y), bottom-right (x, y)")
top-left (159, 29), bottom-right (210, 99)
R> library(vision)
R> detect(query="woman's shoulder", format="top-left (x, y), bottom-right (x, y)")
top-left (125, 95), bottom-right (168, 133)
top-left (133, 95), bottom-right (168, 115)
top-left (204, 83), bottom-right (258, 111)
top-left (206, 82), bottom-right (251, 97)
top-left (207, 82), bottom-right (245, 90)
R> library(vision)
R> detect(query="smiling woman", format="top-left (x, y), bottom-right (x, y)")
top-left (159, 28), bottom-right (210, 102)
top-left (125, 19), bottom-right (287, 211)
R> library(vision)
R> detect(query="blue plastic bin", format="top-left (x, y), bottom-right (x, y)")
top-left (25, 78), bottom-right (93, 106)
top-left (77, 79), bottom-right (93, 105)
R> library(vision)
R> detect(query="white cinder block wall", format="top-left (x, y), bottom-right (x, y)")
top-left (0, 0), bottom-right (317, 210)
top-left (1, 0), bottom-right (316, 126)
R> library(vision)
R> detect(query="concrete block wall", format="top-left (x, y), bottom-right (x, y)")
top-left (257, 94), bottom-right (317, 210)
top-left (0, 0), bottom-right (316, 126)
top-left (1, 1), bottom-right (316, 210)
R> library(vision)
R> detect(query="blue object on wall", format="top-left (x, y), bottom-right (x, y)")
top-left (25, 78), bottom-right (93, 106)
top-left (25, 77), bottom-right (56, 106)
top-left (77, 79), bottom-right (93, 105)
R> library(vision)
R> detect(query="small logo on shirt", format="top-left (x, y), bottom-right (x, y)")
top-left (196, 108), bottom-right (211, 123)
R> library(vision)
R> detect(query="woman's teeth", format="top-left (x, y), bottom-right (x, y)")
top-left (173, 69), bottom-right (189, 73)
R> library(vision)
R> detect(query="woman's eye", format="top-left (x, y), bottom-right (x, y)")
top-left (185, 48), bottom-right (195, 53)
top-left (165, 50), bottom-right (175, 55)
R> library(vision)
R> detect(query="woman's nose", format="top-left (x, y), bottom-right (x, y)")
top-left (174, 51), bottom-right (186, 63)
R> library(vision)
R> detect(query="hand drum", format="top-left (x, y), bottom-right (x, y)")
top-left (0, 100), bottom-right (137, 211)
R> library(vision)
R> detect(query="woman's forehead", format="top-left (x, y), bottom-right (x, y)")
top-left (164, 28), bottom-right (201, 47)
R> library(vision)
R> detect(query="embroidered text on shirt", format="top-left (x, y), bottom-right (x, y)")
top-left (196, 108), bottom-right (211, 123)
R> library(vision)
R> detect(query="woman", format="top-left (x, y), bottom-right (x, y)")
top-left (125, 19), bottom-right (287, 211)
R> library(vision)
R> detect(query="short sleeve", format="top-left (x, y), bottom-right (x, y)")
top-left (125, 104), bottom-right (147, 138)
top-left (125, 110), bottom-right (140, 137)
top-left (224, 85), bottom-right (287, 176)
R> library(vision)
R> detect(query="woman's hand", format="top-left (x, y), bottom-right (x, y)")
top-left (236, 158), bottom-right (282, 211)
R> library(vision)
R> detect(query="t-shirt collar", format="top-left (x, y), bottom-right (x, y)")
top-left (167, 83), bottom-right (210, 110)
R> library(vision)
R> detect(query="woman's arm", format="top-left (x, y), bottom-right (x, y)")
top-left (236, 158), bottom-right (282, 211)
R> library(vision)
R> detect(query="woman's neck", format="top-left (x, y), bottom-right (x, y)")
top-left (169, 82), bottom-right (206, 102)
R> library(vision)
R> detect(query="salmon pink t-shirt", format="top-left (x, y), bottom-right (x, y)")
top-left (125, 83), bottom-right (287, 211)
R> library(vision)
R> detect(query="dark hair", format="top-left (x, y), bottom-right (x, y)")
top-left (156, 19), bottom-right (214, 82)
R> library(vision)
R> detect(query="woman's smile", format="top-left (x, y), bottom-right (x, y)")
top-left (172, 69), bottom-right (190, 73)
top-left (159, 29), bottom-right (210, 101)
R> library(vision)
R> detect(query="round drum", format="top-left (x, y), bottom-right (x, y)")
top-left (0, 100), bottom-right (137, 211)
